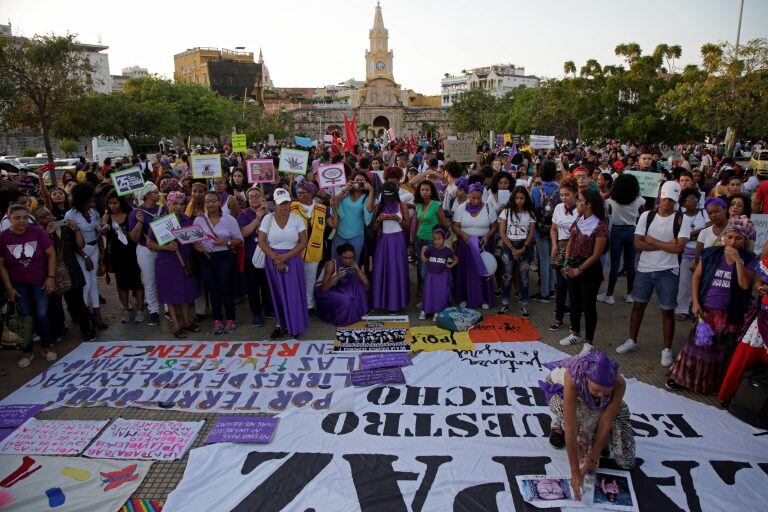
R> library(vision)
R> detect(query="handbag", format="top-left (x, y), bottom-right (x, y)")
top-left (53, 238), bottom-right (72, 295)
top-left (252, 215), bottom-right (273, 269)
top-left (4, 301), bottom-right (32, 351)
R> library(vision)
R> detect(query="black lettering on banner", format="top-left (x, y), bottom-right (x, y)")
top-left (656, 413), bottom-right (703, 438)
top-left (630, 413), bottom-right (659, 438)
top-left (321, 412), bottom-right (359, 435)
top-left (760, 462), bottom-right (768, 477)
top-left (709, 460), bottom-right (752, 485)
top-left (446, 413), bottom-right (480, 438)
top-left (661, 461), bottom-right (702, 512)
top-left (453, 482), bottom-right (505, 512)
top-left (404, 386), bottom-right (440, 406)
top-left (233, 451), bottom-right (333, 512)
top-left (492, 456), bottom-right (557, 512)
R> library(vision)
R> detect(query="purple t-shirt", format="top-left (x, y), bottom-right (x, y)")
top-left (425, 246), bottom-right (454, 275)
top-left (703, 259), bottom-right (734, 310)
top-left (238, 208), bottom-right (259, 261)
top-left (0, 226), bottom-right (52, 285)
top-left (127, 204), bottom-right (164, 247)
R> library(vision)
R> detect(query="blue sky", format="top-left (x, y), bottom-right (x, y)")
top-left (3, 0), bottom-right (766, 95)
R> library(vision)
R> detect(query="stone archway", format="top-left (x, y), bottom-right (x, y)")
top-left (372, 115), bottom-right (390, 136)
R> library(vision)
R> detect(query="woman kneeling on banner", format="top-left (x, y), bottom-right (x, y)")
top-left (539, 351), bottom-right (635, 500)
top-left (314, 243), bottom-right (369, 326)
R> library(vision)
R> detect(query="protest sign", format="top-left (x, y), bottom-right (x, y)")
top-left (268, 134), bottom-right (275, 145)
top-left (407, 326), bottom-right (473, 351)
top-left (295, 135), bottom-right (313, 148)
top-left (245, 158), bottom-right (276, 184)
top-left (0, 456), bottom-right (150, 512)
top-left (358, 352), bottom-right (412, 370)
top-left (497, 189), bottom-right (511, 206)
top-left (443, 139), bottom-right (476, 162)
top-left (503, 133), bottom-right (512, 143)
top-left (205, 416), bottom-right (279, 444)
top-left (468, 314), bottom-right (541, 343)
top-left (626, 170), bottom-right (662, 198)
top-left (334, 316), bottom-right (410, 352)
top-left (350, 367), bottom-right (405, 387)
top-left (84, 418), bottom-right (203, 461)
top-left (0, 404), bottom-right (46, 428)
top-left (751, 214), bottom-right (768, 255)
top-left (110, 167), bottom-right (145, 197)
top-left (149, 212), bottom-right (181, 247)
top-left (231, 133), bottom-right (247, 153)
top-left (278, 148), bottom-right (310, 174)
top-left (317, 163), bottom-right (347, 189)
top-left (191, 154), bottom-right (223, 178)
top-left (529, 135), bottom-right (556, 149)
top-left (324, 134), bottom-right (334, 143)
top-left (0, 418), bottom-right (107, 455)
top-left (171, 225), bottom-right (210, 245)
top-left (594, 469), bottom-right (639, 511)
top-left (0, 341), bottom-right (354, 415)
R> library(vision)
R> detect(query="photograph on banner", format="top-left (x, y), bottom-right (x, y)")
top-left (231, 133), bottom-right (247, 153)
top-left (594, 469), bottom-right (639, 512)
top-left (171, 225), bottom-right (210, 245)
top-left (0, 456), bottom-right (150, 512)
top-left (84, 418), bottom-right (203, 461)
top-left (407, 326), bottom-right (473, 352)
top-left (278, 148), bottom-right (310, 175)
top-left (317, 163), bottom-right (347, 189)
top-left (625, 170), bottom-right (663, 198)
top-left (191, 154), bottom-right (223, 178)
top-left (245, 158), bottom-right (276, 184)
top-left (443, 139), bottom-right (476, 162)
top-left (110, 167), bottom-right (145, 197)
top-left (334, 315), bottom-right (410, 352)
top-left (751, 214), bottom-right (768, 255)
top-left (149, 213), bottom-right (181, 246)
top-left (529, 135), bottom-right (556, 149)
top-left (205, 416), bottom-right (279, 444)
top-left (0, 418), bottom-right (108, 456)
top-left (515, 475), bottom-right (579, 508)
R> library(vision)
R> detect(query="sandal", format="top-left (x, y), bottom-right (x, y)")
top-left (184, 323), bottom-right (201, 333)
top-left (173, 329), bottom-right (188, 339)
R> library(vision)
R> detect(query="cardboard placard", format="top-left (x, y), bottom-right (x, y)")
top-left (317, 163), bottom-right (347, 189)
top-left (110, 167), bottom-right (145, 197)
top-left (149, 212), bottom-right (181, 246)
top-left (626, 170), bottom-right (663, 198)
top-left (171, 225), bottom-right (210, 245)
top-left (191, 154), bottom-right (223, 178)
top-left (246, 158), bottom-right (276, 184)
top-left (278, 148), bottom-right (310, 175)
top-left (231, 134), bottom-right (247, 153)
top-left (529, 135), bottom-right (556, 149)
top-left (443, 140), bottom-right (476, 162)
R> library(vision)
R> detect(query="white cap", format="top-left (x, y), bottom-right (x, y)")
top-left (660, 180), bottom-right (681, 201)
top-left (273, 188), bottom-right (291, 205)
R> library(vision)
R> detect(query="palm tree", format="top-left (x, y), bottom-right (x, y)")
top-left (421, 122), bottom-right (438, 139)
top-left (358, 122), bottom-right (370, 138)
top-left (563, 60), bottom-right (577, 77)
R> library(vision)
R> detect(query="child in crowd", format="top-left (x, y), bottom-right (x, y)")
top-left (419, 228), bottom-right (458, 320)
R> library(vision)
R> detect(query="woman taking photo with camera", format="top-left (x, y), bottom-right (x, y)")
top-left (315, 243), bottom-right (369, 326)
top-left (329, 172), bottom-right (375, 262)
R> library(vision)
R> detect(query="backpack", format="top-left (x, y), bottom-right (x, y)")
top-left (436, 307), bottom-right (483, 332)
top-left (643, 209), bottom-right (684, 262)
top-left (535, 184), bottom-right (559, 236)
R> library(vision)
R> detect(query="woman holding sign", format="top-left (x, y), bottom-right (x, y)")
top-left (128, 183), bottom-right (164, 326)
top-left (147, 191), bottom-right (199, 338)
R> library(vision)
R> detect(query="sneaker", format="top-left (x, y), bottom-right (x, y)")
top-left (532, 294), bottom-right (551, 304)
top-left (625, 295), bottom-right (634, 303)
top-left (579, 343), bottom-right (595, 355)
top-left (665, 378), bottom-right (683, 392)
top-left (147, 313), bottom-right (160, 326)
top-left (212, 320), bottom-right (224, 335)
top-left (497, 304), bottom-right (510, 314)
top-left (224, 320), bottom-right (235, 334)
top-left (418, 311), bottom-right (426, 320)
top-left (559, 333), bottom-right (582, 346)
top-left (134, 311), bottom-right (146, 323)
top-left (459, 301), bottom-right (467, 308)
top-left (18, 354), bottom-right (33, 368)
top-left (661, 348), bottom-right (674, 367)
top-left (252, 315), bottom-right (264, 327)
top-left (120, 310), bottom-right (130, 324)
top-left (520, 306), bottom-right (529, 318)
top-left (43, 350), bottom-right (57, 362)
top-left (481, 303), bottom-right (490, 310)
top-left (616, 339), bottom-right (638, 354)
top-left (31, 333), bottom-right (41, 343)
top-left (549, 321), bottom-right (563, 331)
top-left (597, 293), bottom-right (615, 305)
top-left (264, 311), bottom-right (276, 319)
top-left (549, 429), bottom-right (565, 449)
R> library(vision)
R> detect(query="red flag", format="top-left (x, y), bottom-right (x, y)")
top-left (342, 113), bottom-right (358, 153)
top-left (409, 134), bottom-right (417, 154)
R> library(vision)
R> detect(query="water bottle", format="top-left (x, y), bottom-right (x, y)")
top-left (582, 469), bottom-right (595, 505)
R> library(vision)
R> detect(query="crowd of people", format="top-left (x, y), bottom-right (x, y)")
top-left (0, 137), bottom-right (765, 408)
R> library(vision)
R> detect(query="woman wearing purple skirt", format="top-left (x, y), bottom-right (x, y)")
top-left (147, 191), bottom-right (200, 338)
top-left (258, 188), bottom-right (309, 339)
top-left (371, 182), bottom-right (411, 314)
top-left (315, 243), bottom-right (370, 326)
top-left (452, 183), bottom-right (498, 309)
top-left (419, 228), bottom-right (458, 320)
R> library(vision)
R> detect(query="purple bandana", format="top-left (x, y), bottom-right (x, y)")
top-left (539, 351), bottom-right (619, 411)
top-left (705, 197), bottom-right (727, 211)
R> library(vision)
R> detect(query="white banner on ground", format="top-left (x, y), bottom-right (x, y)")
top-left (0, 341), bottom-right (355, 415)
top-left (0, 455), bottom-right (150, 511)
top-left (84, 418), bottom-right (203, 461)
top-left (0, 418), bottom-right (108, 456)
top-left (165, 342), bottom-right (768, 512)
top-left (529, 135), bottom-right (556, 149)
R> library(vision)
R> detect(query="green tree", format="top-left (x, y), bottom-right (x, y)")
top-left (448, 88), bottom-right (497, 134)
top-left (0, 34), bottom-right (92, 162)
top-left (58, 139), bottom-right (78, 155)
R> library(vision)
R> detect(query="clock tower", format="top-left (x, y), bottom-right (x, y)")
top-left (365, 2), bottom-right (394, 82)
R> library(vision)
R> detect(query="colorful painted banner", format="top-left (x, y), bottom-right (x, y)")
top-left (205, 417), bottom-right (279, 444)
top-left (0, 419), bottom-right (107, 456)
top-left (334, 316), bottom-right (410, 352)
top-left (407, 326), bottom-right (473, 351)
top-left (84, 419), bottom-right (203, 461)
top-left (0, 404), bottom-right (46, 429)
top-left (149, 213), bottom-right (181, 247)
top-left (0, 455), bottom-right (150, 512)
top-left (119, 499), bottom-right (164, 512)
top-left (165, 342), bottom-right (768, 512)
top-left (468, 315), bottom-right (541, 343)
top-left (278, 149), bottom-right (309, 175)
top-left (0, 341), bottom-right (355, 415)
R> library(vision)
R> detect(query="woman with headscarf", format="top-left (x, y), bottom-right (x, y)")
top-left (147, 191), bottom-right (200, 338)
top-left (667, 216), bottom-right (756, 393)
top-left (258, 188), bottom-right (309, 339)
top-left (539, 351), bottom-right (635, 500)
top-left (238, 186), bottom-right (273, 326)
top-left (452, 181), bottom-right (497, 309)
top-left (290, 180), bottom-right (328, 315)
top-left (315, 243), bottom-right (369, 326)
top-left (128, 182), bottom-right (164, 326)
top-left (371, 182), bottom-right (410, 314)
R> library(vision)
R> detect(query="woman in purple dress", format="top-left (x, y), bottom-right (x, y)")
top-left (315, 243), bottom-right (369, 326)
top-left (371, 182), bottom-right (410, 314)
top-left (148, 191), bottom-right (200, 338)
top-left (419, 228), bottom-right (458, 320)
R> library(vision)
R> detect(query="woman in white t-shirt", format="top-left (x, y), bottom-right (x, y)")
top-left (371, 182), bottom-right (410, 313)
top-left (498, 186), bottom-right (536, 317)
top-left (258, 188), bottom-right (308, 339)
top-left (550, 177), bottom-right (579, 330)
top-left (675, 188), bottom-right (710, 319)
top-left (452, 182), bottom-right (498, 309)
top-left (695, 197), bottom-right (728, 257)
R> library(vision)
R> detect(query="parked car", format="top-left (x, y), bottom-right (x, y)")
top-left (0, 161), bottom-right (20, 175)
top-left (750, 151), bottom-right (768, 179)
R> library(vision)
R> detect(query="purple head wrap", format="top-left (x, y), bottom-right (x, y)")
top-left (299, 180), bottom-right (319, 197)
top-left (456, 176), bottom-right (469, 193)
top-left (723, 215), bottom-right (756, 241)
top-left (539, 351), bottom-right (619, 411)
top-left (166, 191), bottom-right (185, 204)
top-left (433, 227), bottom-right (450, 240)
top-left (705, 197), bottom-right (727, 211)
top-left (468, 182), bottom-right (485, 195)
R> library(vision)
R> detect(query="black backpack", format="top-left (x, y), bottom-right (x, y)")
top-left (535, 184), bottom-right (559, 236)
top-left (643, 209), bottom-right (684, 262)
top-left (727, 365), bottom-right (768, 429)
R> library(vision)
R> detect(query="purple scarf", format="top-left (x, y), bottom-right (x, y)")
top-left (539, 351), bottom-right (619, 411)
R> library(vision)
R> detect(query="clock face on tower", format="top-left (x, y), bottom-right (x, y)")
top-left (376, 61), bottom-right (385, 71)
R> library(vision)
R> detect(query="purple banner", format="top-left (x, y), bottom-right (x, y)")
top-left (350, 367), bottom-right (405, 387)
top-left (359, 352), bottom-right (413, 371)
top-left (0, 404), bottom-right (46, 428)
top-left (204, 416), bottom-right (279, 444)
top-left (0, 429), bottom-right (14, 443)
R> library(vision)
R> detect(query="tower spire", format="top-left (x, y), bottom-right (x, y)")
top-left (372, 1), bottom-right (385, 33)
top-left (258, 47), bottom-right (264, 63)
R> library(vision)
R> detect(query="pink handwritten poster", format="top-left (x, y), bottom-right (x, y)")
top-left (84, 418), bottom-right (203, 461)
top-left (0, 418), bottom-right (107, 456)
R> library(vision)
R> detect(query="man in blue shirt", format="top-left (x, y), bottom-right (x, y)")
top-left (529, 160), bottom-right (560, 302)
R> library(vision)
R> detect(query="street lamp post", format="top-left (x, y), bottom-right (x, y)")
top-left (735, 0), bottom-right (744, 59)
